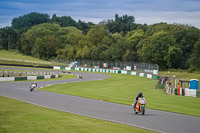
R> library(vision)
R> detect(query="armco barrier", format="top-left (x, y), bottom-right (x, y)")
top-left (54, 66), bottom-right (159, 80)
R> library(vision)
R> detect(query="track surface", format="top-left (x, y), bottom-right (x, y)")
top-left (1, 67), bottom-right (200, 133)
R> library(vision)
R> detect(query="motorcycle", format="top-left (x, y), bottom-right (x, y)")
top-left (30, 82), bottom-right (37, 91)
top-left (62, 70), bottom-right (71, 74)
top-left (132, 97), bottom-right (147, 115)
top-left (79, 75), bottom-right (83, 79)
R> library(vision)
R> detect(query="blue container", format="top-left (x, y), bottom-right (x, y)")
top-left (190, 79), bottom-right (199, 90)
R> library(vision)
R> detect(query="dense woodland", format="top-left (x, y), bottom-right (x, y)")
top-left (0, 12), bottom-right (200, 70)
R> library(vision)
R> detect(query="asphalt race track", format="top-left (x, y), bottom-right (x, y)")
top-left (0, 67), bottom-right (200, 133)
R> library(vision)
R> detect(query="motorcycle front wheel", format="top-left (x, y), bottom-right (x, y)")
top-left (141, 106), bottom-right (145, 115)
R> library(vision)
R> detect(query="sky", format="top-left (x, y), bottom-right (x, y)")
top-left (0, 0), bottom-right (200, 28)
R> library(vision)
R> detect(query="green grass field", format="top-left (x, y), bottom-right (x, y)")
top-left (40, 73), bottom-right (200, 117)
top-left (0, 96), bottom-right (154, 133)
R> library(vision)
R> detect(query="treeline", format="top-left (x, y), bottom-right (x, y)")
top-left (0, 12), bottom-right (200, 70)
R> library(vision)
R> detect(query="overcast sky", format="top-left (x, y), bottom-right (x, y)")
top-left (0, 0), bottom-right (200, 28)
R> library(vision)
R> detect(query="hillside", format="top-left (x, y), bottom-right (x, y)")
top-left (0, 50), bottom-right (51, 66)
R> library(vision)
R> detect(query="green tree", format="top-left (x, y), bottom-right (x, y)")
top-left (110, 37), bottom-right (125, 61)
top-left (174, 27), bottom-right (200, 68)
top-left (35, 35), bottom-right (60, 59)
top-left (12, 12), bottom-right (50, 30)
top-left (0, 27), bottom-right (17, 50)
top-left (139, 31), bottom-right (177, 69)
top-left (51, 14), bottom-right (76, 27)
top-left (190, 39), bottom-right (200, 69)
top-left (105, 14), bottom-right (136, 34)
top-left (165, 46), bottom-right (183, 68)
top-left (19, 23), bottom-right (61, 58)
top-left (76, 25), bottom-right (113, 60)
top-left (122, 29), bottom-right (144, 61)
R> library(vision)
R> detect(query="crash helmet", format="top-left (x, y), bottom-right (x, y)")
top-left (138, 92), bottom-right (143, 97)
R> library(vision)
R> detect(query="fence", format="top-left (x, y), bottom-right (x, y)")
top-left (51, 59), bottom-right (159, 75)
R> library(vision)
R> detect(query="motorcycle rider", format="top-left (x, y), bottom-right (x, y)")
top-left (133, 92), bottom-right (143, 111)
top-left (30, 82), bottom-right (37, 91)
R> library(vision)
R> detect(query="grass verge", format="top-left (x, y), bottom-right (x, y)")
top-left (0, 96), bottom-right (153, 133)
top-left (40, 73), bottom-right (200, 117)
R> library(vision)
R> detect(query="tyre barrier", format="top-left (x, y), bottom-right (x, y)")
top-left (53, 66), bottom-right (159, 80)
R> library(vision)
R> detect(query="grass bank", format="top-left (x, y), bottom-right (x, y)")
top-left (159, 69), bottom-right (200, 81)
top-left (40, 73), bottom-right (200, 117)
top-left (0, 50), bottom-right (67, 67)
top-left (0, 96), bottom-right (153, 133)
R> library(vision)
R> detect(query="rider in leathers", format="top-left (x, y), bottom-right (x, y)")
top-left (133, 92), bottom-right (143, 111)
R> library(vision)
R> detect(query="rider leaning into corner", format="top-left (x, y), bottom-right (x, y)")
top-left (30, 82), bottom-right (37, 91)
top-left (133, 92), bottom-right (143, 111)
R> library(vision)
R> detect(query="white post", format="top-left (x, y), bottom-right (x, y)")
top-left (173, 75), bottom-right (176, 88)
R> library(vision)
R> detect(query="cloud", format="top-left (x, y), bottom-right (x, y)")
top-left (0, 0), bottom-right (200, 28)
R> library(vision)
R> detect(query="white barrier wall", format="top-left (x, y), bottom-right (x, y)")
top-left (27, 76), bottom-right (37, 80)
top-left (54, 66), bottom-right (159, 79)
top-left (139, 73), bottom-right (144, 77)
top-left (185, 88), bottom-right (197, 97)
top-left (121, 70), bottom-right (127, 74)
top-left (0, 77), bottom-right (15, 81)
top-left (44, 75), bottom-right (51, 79)
top-left (55, 74), bottom-right (59, 78)
top-left (54, 66), bottom-right (60, 70)
top-left (66, 67), bottom-right (71, 70)
top-left (147, 74), bottom-right (152, 79)
top-left (131, 71), bottom-right (136, 75)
